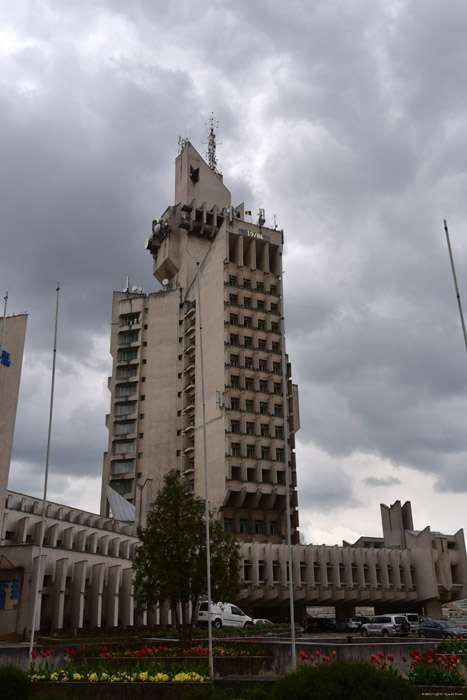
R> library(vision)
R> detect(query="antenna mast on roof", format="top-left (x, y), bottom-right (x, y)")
top-left (204, 113), bottom-right (221, 174)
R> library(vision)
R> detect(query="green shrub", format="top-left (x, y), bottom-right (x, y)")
top-left (269, 659), bottom-right (418, 700)
top-left (0, 664), bottom-right (30, 700)
top-left (181, 687), bottom-right (236, 700)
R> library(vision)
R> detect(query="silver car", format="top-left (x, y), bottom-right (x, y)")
top-left (360, 614), bottom-right (410, 637)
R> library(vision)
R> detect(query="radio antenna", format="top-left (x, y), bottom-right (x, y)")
top-left (204, 113), bottom-right (221, 174)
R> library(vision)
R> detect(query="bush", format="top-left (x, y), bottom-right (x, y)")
top-left (181, 688), bottom-right (235, 700)
top-left (269, 659), bottom-right (418, 700)
top-left (0, 664), bottom-right (30, 700)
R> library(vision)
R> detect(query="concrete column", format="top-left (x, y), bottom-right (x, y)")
top-left (70, 560), bottom-right (87, 630)
top-left (50, 558), bottom-right (68, 630)
top-left (89, 563), bottom-right (105, 628)
top-left (104, 565), bottom-right (121, 627)
top-left (120, 567), bottom-right (134, 626)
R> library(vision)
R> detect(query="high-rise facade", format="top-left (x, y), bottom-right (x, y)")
top-left (101, 141), bottom-right (300, 544)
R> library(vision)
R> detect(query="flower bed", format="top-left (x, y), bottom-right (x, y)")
top-left (94, 639), bottom-right (263, 658)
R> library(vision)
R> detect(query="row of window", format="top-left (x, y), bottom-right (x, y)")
top-left (230, 397), bottom-right (282, 416)
top-left (230, 354), bottom-right (282, 373)
top-left (228, 275), bottom-right (278, 296)
top-left (224, 518), bottom-right (278, 535)
top-left (228, 295), bottom-right (279, 314)
top-left (230, 421), bottom-right (283, 438)
top-left (229, 314), bottom-right (280, 334)
top-left (229, 334), bottom-right (281, 353)
top-left (230, 375), bottom-right (282, 393)
top-left (230, 443), bottom-right (284, 460)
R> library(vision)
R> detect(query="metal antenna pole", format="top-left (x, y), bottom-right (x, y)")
top-left (197, 259), bottom-right (214, 678)
top-left (279, 247), bottom-right (297, 670)
top-left (444, 220), bottom-right (467, 355)
top-left (29, 282), bottom-right (60, 656)
top-left (0, 291), bottom-right (8, 364)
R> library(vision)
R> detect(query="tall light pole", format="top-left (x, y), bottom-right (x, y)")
top-left (29, 283), bottom-right (60, 655)
top-left (196, 258), bottom-right (214, 678)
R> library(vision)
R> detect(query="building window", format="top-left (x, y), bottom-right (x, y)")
top-left (244, 316), bottom-right (252, 329)
top-left (245, 400), bottom-right (254, 413)
top-left (259, 380), bottom-right (268, 393)
top-left (115, 421), bottom-right (135, 436)
top-left (118, 348), bottom-right (138, 361)
top-left (231, 397), bottom-right (240, 411)
top-left (113, 480), bottom-right (132, 495)
top-left (230, 354), bottom-right (239, 367)
top-left (271, 303), bottom-right (278, 315)
top-left (119, 332), bottom-right (139, 344)
top-left (138, 452), bottom-right (143, 459)
top-left (229, 275), bottom-right (237, 286)
top-left (141, 377), bottom-right (146, 382)
top-left (143, 341), bottom-right (147, 347)
top-left (243, 297), bottom-right (252, 309)
top-left (243, 278), bottom-right (250, 289)
top-left (271, 322), bottom-right (279, 334)
top-left (270, 284), bottom-right (277, 295)
top-left (143, 359), bottom-right (147, 364)
top-left (244, 336), bottom-right (252, 348)
top-left (255, 520), bottom-right (263, 534)
top-left (117, 383), bottom-right (137, 397)
top-left (270, 521), bottom-right (278, 535)
top-left (240, 519), bottom-right (249, 534)
top-left (231, 420), bottom-right (240, 434)
top-left (260, 424), bottom-right (268, 437)
top-left (143, 324), bottom-right (148, 330)
top-left (259, 360), bottom-right (267, 372)
top-left (224, 518), bottom-right (233, 533)
top-left (231, 443), bottom-right (240, 457)
top-left (245, 357), bottom-right (253, 369)
top-left (118, 366), bottom-right (137, 379)
top-left (273, 362), bottom-right (281, 374)
top-left (231, 375), bottom-right (239, 388)
top-left (245, 377), bottom-right (254, 391)
top-left (229, 294), bottom-right (238, 306)
top-left (276, 448), bottom-right (284, 461)
top-left (257, 300), bottom-right (265, 312)
top-left (274, 383), bottom-right (281, 395)
top-left (230, 334), bottom-right (239, 346)
top-left (258, 339), bottom-right (266, 351)
top-left (140, 395), bottom-right (145, 400)
top-left (258, 319), bottom-right (265, 331)
top-left (246, 444), bottom-right (255, 458)
top-left (261, 446), bottom-right (269, 459)
top-left (257, 282), bottom-right (264, 292)
top-left (246, 422), bottom-right (255, 435)
top-left (259, 402), bottom-right (268, 415)
top-left (275, 426), bottom-right (283, 439)
top-left (139, 414), bottom-right (144, 419)
top-left (272, 342), bottom-right (280, 354)
top-left (139, 433), bottom-right (144, 439)
top-left (113, 461), bottom-right (133, 474)
top-left (274, 404), bottom-right (282, 417)
top-left (116, 402), bottom-right (136, 416)
top-left (114, 441), bottom-right (133, 454)
top-left (230, 314), bottom-right (238, 325)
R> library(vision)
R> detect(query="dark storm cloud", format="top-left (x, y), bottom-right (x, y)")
top-left (2, 0), bottom-right (467, 536)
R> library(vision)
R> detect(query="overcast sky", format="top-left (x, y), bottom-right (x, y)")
top-left (2, 0), bottom-right (467, 546)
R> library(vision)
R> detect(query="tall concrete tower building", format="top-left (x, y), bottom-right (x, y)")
top-left (101, 140), bottom-right (300, 544)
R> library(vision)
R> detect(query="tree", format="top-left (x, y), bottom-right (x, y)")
top-left (133, 470), bottom-right (241, 647)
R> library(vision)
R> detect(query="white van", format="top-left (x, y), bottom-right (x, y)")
top-left (198, 602), bottom-right (253, 629)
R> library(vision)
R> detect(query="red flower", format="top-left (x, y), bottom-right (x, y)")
top-left (183, 650), bottom-right (189, 656)
top-left (299, 651), bottom-right (308, 659)
top-left (31, 651), bottom-right (37, 658)
top-left (71, 650), bottom-right (75, 657)
top-left (378, 651), bottom-right (385, 659)
top-left (65, 648), bottom-right (69, 654)
top-left (309, 655), bottom-right (314, 661)
top-left (40, 651), bottom-right (46, 658)
top-left (322, 655), bottom-right (330, 662)
top-left (316, 651), bottom-right (320, 657)
top-left (50, 649), bottom-right (54, 655)
top-left (117, 661), bottom-right (121, 666)
top-left (387, 654), bottom-right (394, 662)
top-left (332, 650), bottom-right (337, 658)
top-left (107, 653), bottom-right (111, 659)
top-left (81, 646), bottom-right (86, 652)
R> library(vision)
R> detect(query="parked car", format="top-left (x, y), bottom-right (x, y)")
top-left (335, 617), bottom-right (367, 632)
top-left (418, 619), bottom-right (467, 639)
top-left (303, 617), bottom-right (336, 633)
top-left (404, 612), bottom-right (420, 632)
top-left (253, 618), bottom-right (273, 626)
top-left (198, 602), bottom-right (253, 629)
top-left (360, 614), bottom-right (411, 637)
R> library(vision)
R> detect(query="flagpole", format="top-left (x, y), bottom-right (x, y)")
top-left (29, 282), bottom-right (60, 655)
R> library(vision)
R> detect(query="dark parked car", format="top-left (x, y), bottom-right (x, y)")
top-left (303, 617), bottom-right (336, 633)
top-left (418, 619), bottom-right (467, 639)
